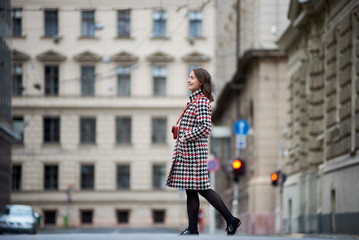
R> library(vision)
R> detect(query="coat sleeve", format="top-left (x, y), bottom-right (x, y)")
top-left (183, 97), bottom-right (211, 142)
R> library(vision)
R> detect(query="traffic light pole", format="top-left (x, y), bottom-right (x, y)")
top-left (232, 181), bottom-right (239, 217)
top-left (275, 140), bottom-right (283, 234)
top-left (232, 148), bottom-right (241, 217)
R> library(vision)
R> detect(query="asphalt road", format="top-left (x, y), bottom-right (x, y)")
top-left (0, 228), bottom-right (358, 240)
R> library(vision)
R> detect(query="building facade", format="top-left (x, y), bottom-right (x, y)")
top-left (277, 0), bottom-right (359, 234)
top-left (211, 0), bottom-right (290, 235)
top-left (11, 0), bottom-right (218, 228)
top-left (0, 0), bottom-right (13, 210)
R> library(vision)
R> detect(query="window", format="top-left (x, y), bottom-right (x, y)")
top-left (153, 164), bottom-right (166, 189)
top-left (153, 10), bottom-right (166, 38)
top-left (12, 165), bottom-right (22, 191)
top-left (13, 116), bottom-right (24, 144)
top-left (152, 118), bottom-right (166, 144)
top-left (152, 66), bottom-right (166, 96)
top-left (80, 210), bottom-right (93, 224)
top-left (81, 10), bottom-right (95, 37)
top-left (117, 210), bottom-right (129, 223)
top-left (44, 9), bottom-right (58, 37)
top-left (81, 164), bottom-right (94, 190)
top-left (117, 66), bottom-right (131, 96)
top-left (189, 11), bottom-right (202, 38)
top-left (12, 8), bottom-right (22, 37)
top-left (116, 117), bottom-right (131, 144)
top-left (43, 117), bottom-right (60, 143)
top-left (188, 65), bottom-right (202, 75)
top-left (153, 210), bottom-right (165, 223)
top-left (12, 63), bottom-right (23, 96)
top-left (117, 165), bottom-right (130, 190)
top-left (44, 165), bottom-right (58, 190)
top-left (80, 117), bottom-right (96, 144)
top-left (118, 10), bottom-right (130, 37)
top-left (44, 210), bottom-right (56, 225)
top-left (81, 66), bottom-right (95, 96)
top-left (45, 66), bottom-right (59, 96)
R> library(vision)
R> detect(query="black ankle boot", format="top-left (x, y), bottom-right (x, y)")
top-left (179, 229), bottom-right (199, 235)
top-left (226, 217), bottom-right (242, 235)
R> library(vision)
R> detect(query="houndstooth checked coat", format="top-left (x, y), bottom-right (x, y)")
top-left (166, 89), bottom-right (211, 190)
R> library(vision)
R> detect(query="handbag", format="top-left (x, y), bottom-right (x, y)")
top-left (171, 95), bottom-right (204, 139)
top-left (171, 126), bottom-right (179, 139)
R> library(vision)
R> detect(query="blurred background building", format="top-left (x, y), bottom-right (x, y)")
top-left (278, 0), bottom-right (359, 234)
top-left (0, 0), bottom-right (14, 210)
top-left (211, 0), bottom-right (290, 235)
top-left (7, 0), bottom-right (359, 235)
top-left (10, 0), bottom-right (219, 228)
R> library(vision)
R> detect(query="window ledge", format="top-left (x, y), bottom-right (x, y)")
top-left (42, 143), bottom-right (61, 147)
top-left (187, 36), bottom-right (206, 40)
top-left (151, 36), bottom-right (171, 40)
top-left (114, 36), bottom-right (135, 40)
top-left (115, 143), bottom-right (133, 147)
top-left (40, 35), bottom-right (62, 39)
top-left (78, 36), bottom-right (100, 40)
top-left (79, 143), bottom-right (97, 147)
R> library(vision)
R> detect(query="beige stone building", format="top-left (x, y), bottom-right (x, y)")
top-left (211, 0), bottom-right (290, 235)
top-left (277, 0), bottom-right (359, 234)
top-left (10, 0), bottom-right (219, 228)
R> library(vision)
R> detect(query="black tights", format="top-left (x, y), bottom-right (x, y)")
top-left (186, 189), bottom-right (234, 232)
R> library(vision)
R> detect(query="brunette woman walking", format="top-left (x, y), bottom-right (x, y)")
top-left (166, 68), bottom-right (242, 235)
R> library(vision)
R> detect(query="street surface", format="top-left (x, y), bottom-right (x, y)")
top-left (0, 228), bottom-right (358, 240)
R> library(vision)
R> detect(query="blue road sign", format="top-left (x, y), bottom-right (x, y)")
top-left (236, 134), bottom-right (246, 149)
top-left (207, 158), bottom-right (220, 172)
top-left (233, 119), bottom-right (250, 135)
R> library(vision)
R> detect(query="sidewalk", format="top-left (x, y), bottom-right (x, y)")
top-left (286, 233), bottom-right (359, 239)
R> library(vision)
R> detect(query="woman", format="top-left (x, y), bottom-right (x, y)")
top-left (166, 68), bottom-right (242, 235)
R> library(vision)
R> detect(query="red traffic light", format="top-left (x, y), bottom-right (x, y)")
top-left (270, 171), bottom-right (286, 187)
top-left (232, 159), bottom-right (245, 182)
top-left (271, 172), bottom-right (278, 182)
top-left (232, 160), bottom-right (242, 169)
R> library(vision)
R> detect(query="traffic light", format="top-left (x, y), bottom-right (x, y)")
top-left (271, 170), bottom-right (287, 187)
top-left (232, 159), bottom-right (245, 182)
top-left (271, 171), bottom-right (279, 186)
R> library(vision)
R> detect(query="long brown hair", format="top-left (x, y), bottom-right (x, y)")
top-left (192, 68), bottom-right (214, 102)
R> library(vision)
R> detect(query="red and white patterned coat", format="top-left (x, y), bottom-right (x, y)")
top-left (166, 89), bottom-right (211, 190)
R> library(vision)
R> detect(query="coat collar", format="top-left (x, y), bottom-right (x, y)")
top-left (189, 89), bottom-right (204, 102)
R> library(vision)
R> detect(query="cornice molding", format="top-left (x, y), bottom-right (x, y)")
top-left (13, 49), bottom-right (30, 62)
top-left (277, 24), bottom-right (301, 52)
top-left (36, 50), bottom-right (66, 62)
top-left (110, 51), bottom-right (139, 64)
top-left (182, 51), bottom-right (210, 63)
top-left (73, 51), bottom-right (102, 62)
top-left (146, 51), bottom-right (174, 63)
